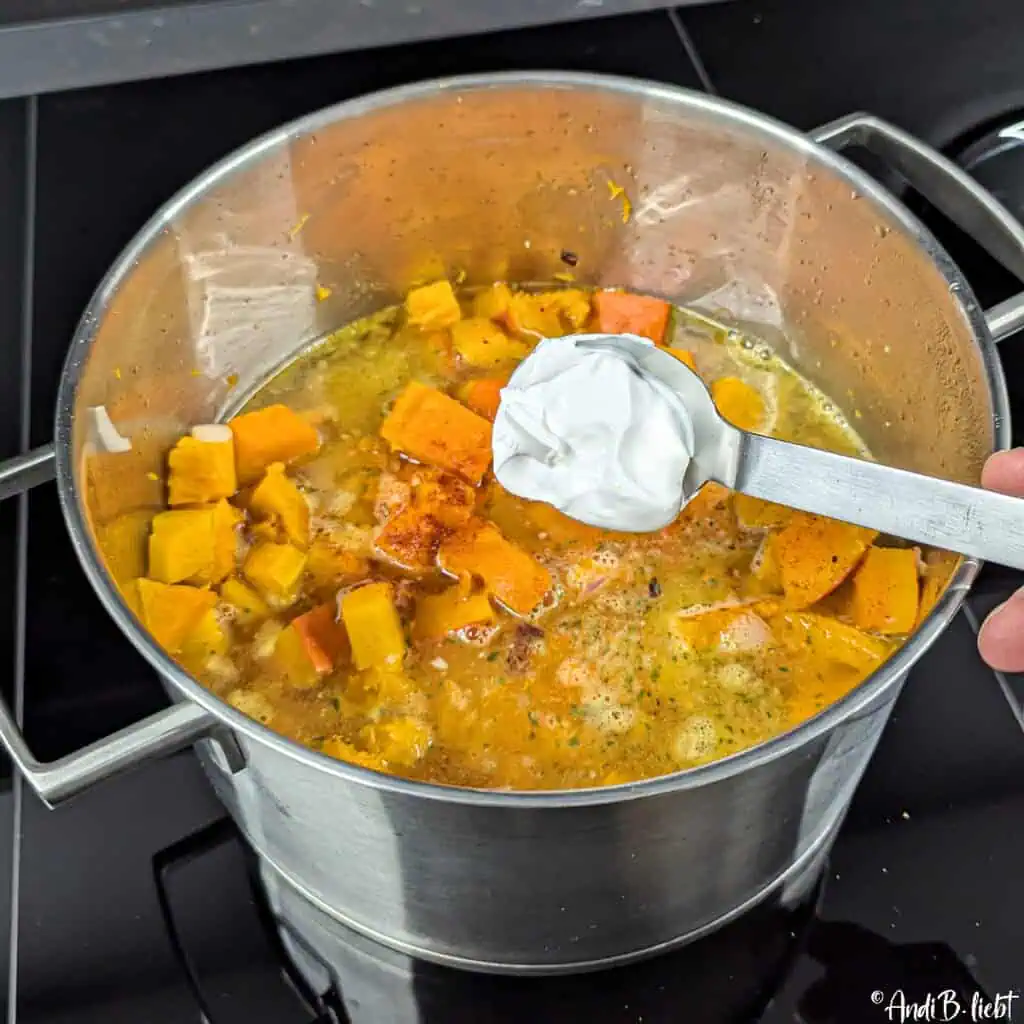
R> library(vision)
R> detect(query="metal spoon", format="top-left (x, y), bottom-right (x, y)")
top-left (577, 333), bottom-right (1024, 570)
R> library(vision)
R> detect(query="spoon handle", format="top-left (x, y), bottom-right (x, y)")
top-left (727, 431), bottom-right (1024, 571)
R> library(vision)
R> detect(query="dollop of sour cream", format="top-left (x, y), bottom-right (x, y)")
top-left (492, 335), bottom-right (694, 532)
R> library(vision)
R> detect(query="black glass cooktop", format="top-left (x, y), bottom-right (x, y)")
top-left (2, 6), bottom-right (1024, 1023)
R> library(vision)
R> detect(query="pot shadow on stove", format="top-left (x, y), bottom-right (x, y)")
top-left (401, 889), bottom-right (820, 1024)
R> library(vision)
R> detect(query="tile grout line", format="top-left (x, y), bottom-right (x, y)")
top-left (7, 91), bottom-right (38, 1024)
top-left (668, 7), bottom-right (718, 95)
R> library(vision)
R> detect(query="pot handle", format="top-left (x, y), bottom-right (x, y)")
top-left (810, 112), bottom-right (1024, 343)
top-left (0, 442), bottom-right (57, 500)
top-left (1, 700), bottom-right (218, 807)
top-left (0, 440), bottom-right (221, 807)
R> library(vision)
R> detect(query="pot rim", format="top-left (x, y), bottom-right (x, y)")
top-left (53, 71), bottom-right (1009, 808)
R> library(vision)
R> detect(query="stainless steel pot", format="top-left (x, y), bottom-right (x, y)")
top-left (2, 73), bottom-right (1023, 974)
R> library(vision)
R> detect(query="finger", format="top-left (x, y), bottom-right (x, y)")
top-left (977, 588), bottom-right (1024, 672)
top-left (980, 448), bottom-right (1024, 496)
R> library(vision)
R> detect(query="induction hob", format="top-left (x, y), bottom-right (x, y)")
top-left (2, 7), bottom-right (1024, 1023)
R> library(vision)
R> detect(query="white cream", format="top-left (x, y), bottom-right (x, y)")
top-left (492, 335), bottom-right (694, 532)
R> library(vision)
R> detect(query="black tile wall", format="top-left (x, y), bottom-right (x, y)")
top-left (0, 92), bottom-right (27, 1024)
top-left (0, 100), bottom-right (26, 713)
top-left (23, 9), bottom-right (706, 758)
top-left (681, 0), bottom-right (1024, 143)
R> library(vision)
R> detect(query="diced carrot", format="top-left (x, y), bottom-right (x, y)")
top-left (250, 463), bottom-right (309, 548)
top-left (292, 602), bottom-right (349, 673)
top-left (668, 348), bottom-right (697, 371)
top-left (412, 468), bottom-right (476, 527)
top-left (375, 505), bottom-right (443, 570)
top-left (450, 318), bottom-right (527, 368)
top-left (773, 512), bottom-right (876, 610)
top-left (229, 404), bottom-right (320, 484)
top-left (413, 587), bottom-right (496, 642)
top-left (340, 582), bottom-right (407, 670)
top-left (711, 377), bottom-right (767, 432)
top-left (460, 377), bottom-right (507, 422)
top-left (438, 519), bottom-right (551, 615)
top-left (167, 424), bottom-right (238, 505)
top-left (133, 578), bottom-right (218, 653)
top-left (593, 290), bottom-right (671, 343)
top-left (380, 382), bottom-right (492, 484)
top-left (850, 546), bottom-right (920, 635)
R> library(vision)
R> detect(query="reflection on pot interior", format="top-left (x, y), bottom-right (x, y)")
top-left (102, 281), bottom-right (958, 791)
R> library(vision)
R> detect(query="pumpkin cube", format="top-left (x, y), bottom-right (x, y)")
top-left (219, 577), bottom-right (270, 628)
top-left (375, 506), bottom-right (443, 570)
top-left (438, 519), bottom-right (551, 615)
top-left (412, 469), bottom-right (476, 527)
top-left (341, 582), bottom-right (406, 670)
top-left (167, 424), bottom-right (237, 505)
top-left (229, 404), bottom-right (320, 484)
top-left (472, 283), bottom-right (514, 322)
top-left (405, 280), bottom-right (461, 329)
top-left (450, 318), bottom-right (527, 369)
top-left (380, 382), bottom-right (492, 484)
top-left (506, 289), bottom-right (591, 338)
top-left (305, 539), bottom-right (370, 590)
top-left (850, 546), bottom-right (920, 634)
top-left (413, 587), bottom-right (495, 642)
top-left (148, 508), bottom-right (216, 584)
top-left (592, 290), bottom-right (669, 343)
top-left (180, 608), bottom-right (230, 667)
top-left (133, 578), bottom-right (217, 653)
top-left (770, 611), bottom-right (892, 673)
top-left (250, 462), bottom-right (309, 548)
top-left (243, 541), bottom-right (307, 607)
top-left (773, 512), bottom-right (876, 609)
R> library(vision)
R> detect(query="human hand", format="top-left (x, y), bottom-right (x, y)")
top-left (977, 448), bottom-right (1024, 671)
